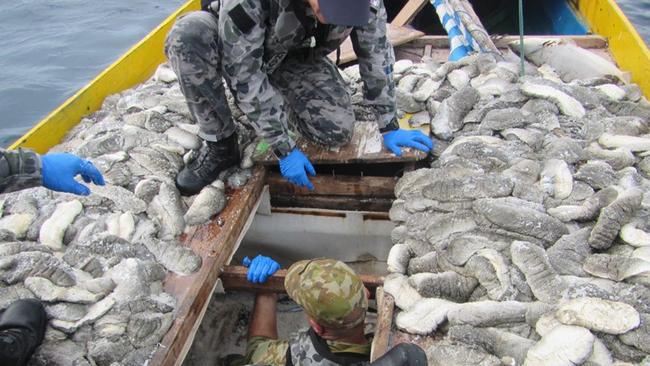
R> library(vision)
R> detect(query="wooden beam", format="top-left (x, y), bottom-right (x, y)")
top-left (271, 195), bottom-right (393, 212)
top-left (330, 24), bottom-right (424, 65)
top-left (391, 0), bottom-right (429, 27)
top-left (398, 35), bottom-right (614, 64)
top-left (267, 172), bottom-right (396, 198)
top-left (370, 287), bottom-right (395, 362)
top-left (220, 265), bottom-right (384, 294)
top-left (409, 35), bottom-right (609, 49)
top-left (150, 166), bottom-right (267, 366)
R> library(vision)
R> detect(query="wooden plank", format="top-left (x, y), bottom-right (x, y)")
top-left (266, 172), bottom-right (396, 198)
top-left (10, 0), bottom-right (201, 153)
top-left (151, 166), bottom-right (267, 366)
top-left (253, 122), bottom-right (426, 165)
top-left (330, 24), bottom-right (424, 65)
top-left (370, 287), bottom-right (395, 362)
top-left (410, 35), bottom-right (609, 49)
top-left (398, 35), bottom-right (614, 64)
top-left (391, 0), bottom-right (429, 27)
top-left (271, 195), bottom-right (393, 212)
top-left (220, 265), bottom-right (384, 294)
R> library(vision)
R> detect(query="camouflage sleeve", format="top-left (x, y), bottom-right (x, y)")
top-left (219, 0), bottom-right (296, 158)
top-left (351, 0), bottom-right (396, 129)
top-left (0, 148), bottom-right (43, 194)
top-left (246, 336), bottom-right (289, 366)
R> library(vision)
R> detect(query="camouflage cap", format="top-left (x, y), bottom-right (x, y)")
top-left (285, 259), bottom-right (368, 329)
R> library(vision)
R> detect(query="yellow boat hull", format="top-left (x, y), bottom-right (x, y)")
top-left (9, 0), bottom-right (201, 153)
top-left (576, 0), bottom-right (650, 101)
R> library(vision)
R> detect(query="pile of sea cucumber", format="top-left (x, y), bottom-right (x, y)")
top-left (379, 41), bottom-right (650, 365)
top-left (0, 63), bottom-right (256, 365)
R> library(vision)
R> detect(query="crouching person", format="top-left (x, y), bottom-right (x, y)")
top-left (241, 256), bottom-right (427, 366)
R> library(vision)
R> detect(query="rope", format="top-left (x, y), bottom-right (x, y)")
top-left (432, 0), bottom-right (502, 61)
top-left (432, 0), bottom-right (471, 61)
top-left (518, 0), bottom-right (525, 76)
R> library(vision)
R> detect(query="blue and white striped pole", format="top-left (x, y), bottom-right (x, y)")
top-left (432, 0), bottom-right (475, 61)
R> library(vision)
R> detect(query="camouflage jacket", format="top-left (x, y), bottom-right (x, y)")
top-left (215, 0), bottom-right (395, 157)
top-left (287, 328), bottom-right (371, 366)
top-left (0, 149), bottom-right (42, 194)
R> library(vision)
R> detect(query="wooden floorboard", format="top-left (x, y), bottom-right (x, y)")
top-left (254, 121), bottom-right (426, 165)
top-left (150, 166), bottom-right (267, 366)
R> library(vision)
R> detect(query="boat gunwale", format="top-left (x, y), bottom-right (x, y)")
top-left (8, 0), bottom-right (201, 153)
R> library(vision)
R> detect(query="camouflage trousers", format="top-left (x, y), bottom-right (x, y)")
top-left (165, 11), bottom-right (354, 147)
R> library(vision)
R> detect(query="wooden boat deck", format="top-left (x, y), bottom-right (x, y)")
top-left (253, 121), bottom-right (426, 165)
top-left (151, 166), bottom-right (267, 366)
top-left (154, 128), bottom-right (425, 365)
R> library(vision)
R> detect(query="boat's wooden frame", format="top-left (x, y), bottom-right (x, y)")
top-left (7, 0), bottom-right (650, 364)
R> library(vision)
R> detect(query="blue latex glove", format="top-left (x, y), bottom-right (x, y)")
top-left (382, 129), bottom-right (434, 157)
top-left (41, 153), bottom-right (105, 196)
top-left (279, 148), bottom-right (316, 190)
top-left (243, 255), bottom-right (280, 284)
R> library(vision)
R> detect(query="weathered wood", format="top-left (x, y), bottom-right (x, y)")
top-left (391, 0), bottom-right (429, 27)
top-left (253, 121), bottom-right (426, 165)
top-left (220, 265), bottom-right (384, 294)
top-left (271, 195), bottom-right (393, 212)
top-left (151, 166), bottom-right (267, 366)
top-left (397, 35), bottom-right (614, 64)
top-left (329, 24), bottom-right (424, 64)
top-left (267, 172), bottom-right (396, 198)
top-left (370, 287), bottom-right (395, 362)
top-left (410, 34), bottom-right (609, 49)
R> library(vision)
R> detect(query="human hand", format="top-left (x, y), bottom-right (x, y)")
top-left (279, 148), bottom-right (316, 190)
top-left (382, 129), bottom-right (434, 157)
top-left (243, 255), bottom-right (281, 283)
top-left (41, 153), bottom-right (105, 195)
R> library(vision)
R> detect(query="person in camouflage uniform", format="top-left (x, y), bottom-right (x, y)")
top-left (165, 0), bottom-right (433, 196)
top-left (244, 258), bottom-right (372, 366)
top-left (0, 149), bottom-right (104, 195)
top-left (0, 149), bottom-right (104, 366)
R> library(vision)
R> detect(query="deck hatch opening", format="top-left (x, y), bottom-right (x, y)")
top-left (236, 200), bottom-right (395, 275)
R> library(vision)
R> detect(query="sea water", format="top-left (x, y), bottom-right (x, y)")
top-left (0, 0), bottom-right (649, 147)
top-left (0, 0), bottom-right (184, 147)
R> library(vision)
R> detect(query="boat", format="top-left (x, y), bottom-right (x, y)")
top-left (7, 0), bottom-right (650, 365)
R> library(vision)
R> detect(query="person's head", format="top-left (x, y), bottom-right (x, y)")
top-left (305, 0), bottom-right (371, 27)
top-left (285, 259), bottom-right (369, 340)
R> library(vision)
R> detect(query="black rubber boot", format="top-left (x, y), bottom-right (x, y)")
top-left (176, 133), bottom-right (240, 196)
top-left (0, 299), bottom-right (47, 366)
top-left (369, 343), bottom-right (428, 366)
